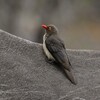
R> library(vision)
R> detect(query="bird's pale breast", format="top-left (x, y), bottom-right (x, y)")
top-left (43, 34), bottom-right (55, 60)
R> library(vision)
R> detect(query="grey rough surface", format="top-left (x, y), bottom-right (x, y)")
top-left (0, 29), bottom-right (100, 100)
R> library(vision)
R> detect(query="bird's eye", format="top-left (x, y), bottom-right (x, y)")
top-left (48, 27), bottom-right (51, 30)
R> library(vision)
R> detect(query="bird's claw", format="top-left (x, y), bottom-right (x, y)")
top-left (46, 59), bottom-right (55, 64)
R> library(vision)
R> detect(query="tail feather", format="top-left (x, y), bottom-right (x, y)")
top-left (64, 69), bottom-right (77, 85)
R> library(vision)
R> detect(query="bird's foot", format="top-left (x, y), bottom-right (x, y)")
top-left (48, 59), bottom-right (55, 64)
top-left (44, 55), bottom-right (55, 64)
top-left (46, 59), bottom-right (55, 64)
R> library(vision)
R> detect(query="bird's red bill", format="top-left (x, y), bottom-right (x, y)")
top-left (42, 24), bottom-right (48, 29)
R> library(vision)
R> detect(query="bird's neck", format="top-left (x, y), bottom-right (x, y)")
top-left (44, 32), bottom-right (49, 39)
top-left (44, 32), bottom-right (57, 41)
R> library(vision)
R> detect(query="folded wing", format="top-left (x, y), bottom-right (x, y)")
top-left (45, 35), bottom-right (71, 71)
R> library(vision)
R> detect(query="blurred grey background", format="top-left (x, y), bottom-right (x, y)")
top-left (0, 0), bottom-right (100, 50)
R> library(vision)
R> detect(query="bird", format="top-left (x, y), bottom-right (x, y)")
top-left (42, 24), bottom-right (77, 85)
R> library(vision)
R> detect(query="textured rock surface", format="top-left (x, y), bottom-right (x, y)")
top-left (0, 29), bottom-right (100, 100)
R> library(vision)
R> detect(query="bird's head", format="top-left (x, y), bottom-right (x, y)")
top-left (42, 24), bottom-right (58, 35)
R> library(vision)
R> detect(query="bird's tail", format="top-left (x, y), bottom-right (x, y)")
top-left (64, 69), bottom-right (77, 85)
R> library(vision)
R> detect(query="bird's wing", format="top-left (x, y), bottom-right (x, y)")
top-left (45, 35), bottom-right (71, 71)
